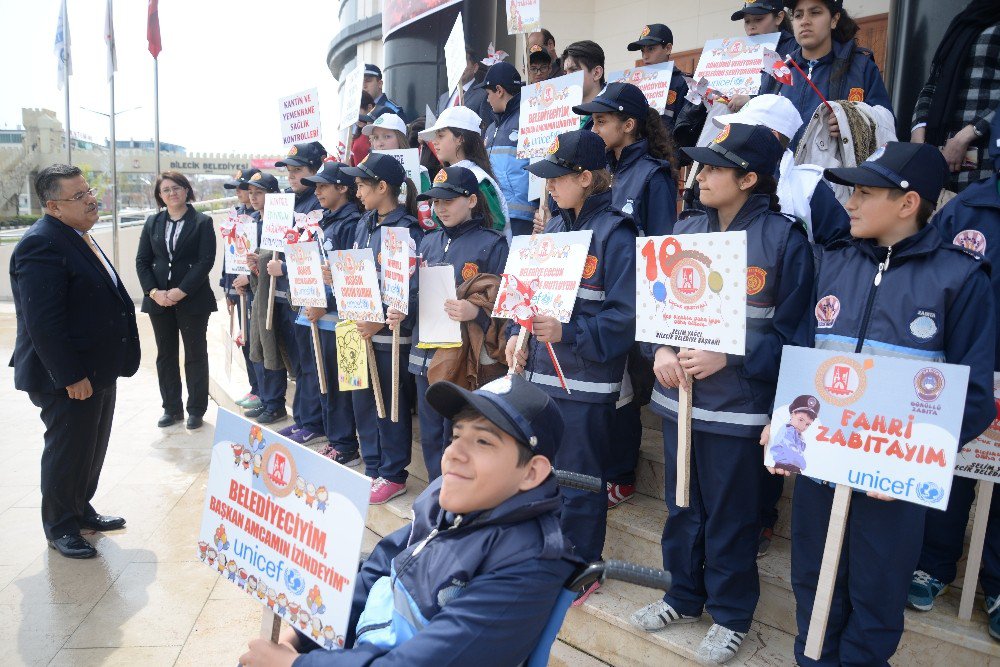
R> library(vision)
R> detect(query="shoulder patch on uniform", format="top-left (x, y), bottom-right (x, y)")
top-left (667, 89), bottom-right (677, 105)
top-left (815, 294), bottom-right (840, 329)
top-left (847, 88), bottom-right (864, 102)
top-left (746, 267), bottom-right (767, 295)
top-left (953, 229), bottom-right (986, 254)
top-left (582, 255), bottom-right (598, 279)
top-left (461, 262), bottom-right (479, 281)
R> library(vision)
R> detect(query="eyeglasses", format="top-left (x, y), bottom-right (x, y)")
top-left (160, 186), bottom-right (186, 195)
top-left (51, 188), bottom-right (97, 203)
top-left (528, 66), bottom-right (550, 75)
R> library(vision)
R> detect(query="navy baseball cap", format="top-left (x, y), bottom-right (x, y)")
top-left (418, 166), bottom-right (479, 200)
top-left (682, 123), bottom-right (784, 174)
top-left (245, 172), bottom-right (281, 194)
top-left (276, 142), bottom-right (327, 169)
top-left (341, 152), bottom-right (407, 188)
top-left (524, 130), bottom-right (609, 179)
top-left (225, 167), bottom-right (261, 190)
top-left (824, 142), bottom-right (948, 204)
top-left (301, 161), bottom-right (353, 187)
top-left (425, 375), bottom-right (565, 461)
top-left (627, 24), bottom-right (673, 51)
top-left (732, 0), bottom-right (785, 20)
top-left (364, 64), bottom-right (382, 79)
top-left (573, 82), bottom-right (649, 120)
top-left (481, 62), bottom-right (524, 93)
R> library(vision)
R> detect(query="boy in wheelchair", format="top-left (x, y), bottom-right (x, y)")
top-left (239, 375), bottom-right (581, 666)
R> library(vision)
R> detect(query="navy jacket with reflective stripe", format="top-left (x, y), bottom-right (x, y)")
top-left (486, 94), bottom-right (535, 223)
top-left (607, 138), bottom-right (676, 237)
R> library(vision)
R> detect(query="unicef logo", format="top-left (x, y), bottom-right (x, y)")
top-left (916, 481), bottom-right (944, 504)
top-left (284, 568), bottom-right (306, 595)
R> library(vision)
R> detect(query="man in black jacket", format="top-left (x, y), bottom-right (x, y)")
top-left (9, 164), bottom-right (140, 559)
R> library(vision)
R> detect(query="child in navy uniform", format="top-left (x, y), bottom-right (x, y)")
top-left (512, 130), bottom-right (637, 602)
top-left (225, 168), bottom-right (262, 412)
top-left (769, 394), bottom-right (818, 474)
top-left (632, 124), bottom-right (815, 664)
top-left (342, 154), bottom-right (424, 505)
top-left (787, 142), bottom-right (996, 665)
top-left (408, 166), bottom-right (509, 480)
top-left (298, 162), bottom-right (363, 467)
top-left (910, 111), bottom-right (1000, 640)
top-left (238, 375), bottom-right (580, 667)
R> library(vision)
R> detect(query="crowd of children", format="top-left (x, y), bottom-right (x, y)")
top-left (229, 2), bottom-right (1000, 664)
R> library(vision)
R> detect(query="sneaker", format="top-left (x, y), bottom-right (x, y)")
top-left (757, 527), bottom-right (773, 558)
top-left (571, 580), bottom-right (600, 607)
top-left (607, 482), bottom-right (636, 509)
top-left (369, 478), bottom-right (406, 505)
top-left (986, 595), bottom-right (1000, 641)
top-left (289, 430), bottom-right (326, 446)
top-left (697, 624), bottom-right (746, 664)
top-left (276, 424), bottom-right (299, 437)
top-left (235, 392), bottom-right (255, 407)
top-left (333, 450), bottom-right (361, 467)
top-left (318, 444), bottom-right (337, 459)
top-left (908, 570), bottom-right (947, 611)
top-left (242, 395), bottom-right (263, 410)
top-left (256, 409), bottom-right (288, 425)
top-left (630, 600), bottom-right (699, 632)
top-left (244, 405), bottom-right (267, 419)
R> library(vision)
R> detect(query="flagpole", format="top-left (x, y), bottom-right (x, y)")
top-left (64, 69), bottom-right (72, 163)
top-left (154, 58), bottom-right (160, 176)
top-left (110, 71), bottom-right (118, 267)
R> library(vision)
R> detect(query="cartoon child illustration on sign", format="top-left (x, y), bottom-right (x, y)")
top-left (238, 568), bottom-right (248, 589)
top-left (322, 625), bottom-right (344, 650)
top-left (316, 486), bottom-right (329, 513)
top-left (231, 442), bottom-right (244, 466)
top-left (305, 482), bottom-right (317, 508)
top-left (241, 450), bottom-right (252, 470)
top-left (295, 476), bottom-right (306, 498)
top-left (226, 559), bottom-right (238, 581)
top-left (311, 616), bottom-right (323, 640)
top-left (247, 575), bottom-right (258, 597)
top-left (276, 592), bottom-right (288, 616)
top-left (217, 553), bottom-right (228, 575)
top-left (197, 541), bottom-right (208, 561)
top-left (298, 610), bottom-right (311, 631)
top-left (266, 587), bottom-right (277, 609)
top-left (770, 395), bottom-right (819, 474)
top-left (288, 601), bottom-right (301, 624)
top-left (206, 546), bottom-right (217, 566)
top-left (253, 453), bottom-right (263, 477)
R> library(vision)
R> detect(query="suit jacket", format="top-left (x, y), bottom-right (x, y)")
top-left (135, 205), bottom-right (218, 315)
top-left (9, 215), bottom-right (140, 394)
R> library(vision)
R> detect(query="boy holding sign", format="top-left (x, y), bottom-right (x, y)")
top-left (239, 376), bottom-right (578, 667)
top-left (632, 124), bottom-right (814, 664)
top-left (512, 130), bottom-right (637, 599)
top-left (785, 143), bottom-right (996, 665)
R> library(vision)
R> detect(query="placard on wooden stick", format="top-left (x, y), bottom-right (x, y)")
top-left (635, 232), bottom-right (748, 507)
top-left (381, 228), bottom-right (413, 423)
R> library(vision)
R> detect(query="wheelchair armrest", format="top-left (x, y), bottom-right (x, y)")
top-left (566, 560), bottom-right (672, 593)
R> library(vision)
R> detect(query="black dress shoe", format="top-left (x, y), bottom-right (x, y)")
top-left (186, 415), bottom-right (204, 429)
top-left (256, 409), bottom-right (288, 425)
top-left (48, 534), bottom-right (97, 559)
top-left (157, 412), bottom-right (183, 427)
top-left (79, 513), bottom-right (126, 531)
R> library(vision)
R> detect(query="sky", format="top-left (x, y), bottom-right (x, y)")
top-left (0, 0), bottom-right (342, 155)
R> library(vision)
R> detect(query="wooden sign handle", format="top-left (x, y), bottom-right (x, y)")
top-left (366, 338), bottom-right (386, 419)
top-left (508, 327), bottom-right (529, 375)
top-left (260, 607), bottom-right (281, 642)
top-left (804, 483), bottom-right (852, 660)
top-left (675, 360), bottom-right (694, 508)
top-left (391, 327), bottom-right (400, 423)
top-left (311, 322), bottom-right (327, 395)
top-left (265, 251), bottom-right (281, 331)
top-left (239, 293), bottom-right (247, 336)
top-left (959, 480), bottom-right (993, 621)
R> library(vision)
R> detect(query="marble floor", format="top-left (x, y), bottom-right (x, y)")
top-left (0, 306), bottom-right (268, 666)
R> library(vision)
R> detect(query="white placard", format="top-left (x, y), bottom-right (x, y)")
top-left (329, 249), bottom-right (385, 323)
top-left (445, 13), bottom-right (466, 94)
top-left (606, 62), bottom-right (675, 114)
top-left (517, 71), bottom-right (584, 159)
top-left (693, 33), bottom-right (781, 97)
top-left (223, 212), bottom-right (258, 275)
top-left (338, 64), bottom-right (364, 131)
top-left (492, 230), bottom-right (593, 324)
top-left (506, 0), bottom-right (541, 35)
top-left (635, 232), bottom-right (747, 355)
top-left (279, 87), bottom-right (322, 146)
top-left (419, 265), bottom-right (462, 344)
top-left (955, 373), bottom-right (1000, 482)
top-left (374, 148), bottom-right (421, 188)
top-left (528, 157), bottom-right (544, 202)
top-left (259, 194), bottom-right (296, 252)
top-left (380, 227), bottom-right (413, 314)
top-left (286, 241), bottom-right (328, 308)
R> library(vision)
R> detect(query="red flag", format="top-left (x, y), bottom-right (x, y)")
top-left (147, 0), bottom-right (161, 58)
top-left (762, 48), bottom-right (793, 86)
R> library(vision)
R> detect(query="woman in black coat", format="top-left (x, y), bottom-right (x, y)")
top-left (136, 171), bottom-right (217, 429)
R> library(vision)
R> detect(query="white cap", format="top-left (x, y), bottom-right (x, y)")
top-left (362, 113), bottom-right (407, 137)
top-left (418, 105), bottom-right (483, 141)
top-left (713, 94), bottom-right (803, 143)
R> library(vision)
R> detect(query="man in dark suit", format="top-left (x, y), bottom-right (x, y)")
top-left (436, 48), bottom-right (494, 128)
top-left (9, 164), bottom-right (141, 559)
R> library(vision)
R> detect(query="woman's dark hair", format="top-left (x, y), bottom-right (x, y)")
top-left (154, 171), bottom-right (196, 208)
top-left (774, 9), bottom-right (793, 34)
top-left (359, 176), bottom-right (418, 218)
top-left (733, 170), bottom-right (781, 212)
top-left (410, 117), bottom-right (444, 176)
top-left (470, 189), bottom-right (496, 230)
top-left (830, 5), bottom-right (860, 43)
top-left (580, 168), bottom-right (613, 200)
top-left (615, 108), bottom-right (679, 174)
top-left (337, 181), bottom-right (362, 214)
top-left (446, 128), bottom-right (498, 181)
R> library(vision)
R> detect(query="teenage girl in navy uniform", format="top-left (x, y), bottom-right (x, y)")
top-left (407, 167), bottom-right (509, 480)
top-left (758, 0), bottom-right (891, 150)
top-left (342, 154), bottom-right (423, 505)
top-left (632, 124), bottom-right (814, 665)
top-left (510, 130), bottom-right (637, 603)
top-left (726, 0), bottom-right (799, 113)
top-left (785, 143), bottom-right (995, 665)
top-left (225, 168), bottom-right (262, 412)
top-left (298, 162), bottom-right (363, 467)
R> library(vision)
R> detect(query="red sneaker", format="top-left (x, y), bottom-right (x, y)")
top-left (607, 482), bottom-right (636, 509)
top-left (369, 478), bottom-right (406, 505)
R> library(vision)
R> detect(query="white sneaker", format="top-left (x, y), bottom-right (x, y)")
top-left (630, 600), bottom-right (699, 632)
top-left (697, 623), bottom-right (746, 664)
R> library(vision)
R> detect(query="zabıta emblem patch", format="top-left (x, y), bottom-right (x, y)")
top-left (288, 145), bottom-right (299, 156)
top-left (461, 262), bottom-right (479, 281)
top-left (640, 25), bottom-right (651, 38)
top-left (250, 172), bottom-right (262, 182)
top-left (582, 255), bottom-right (598, 279)
top-left (746, 266), bottom-right (766, 295)
top-left (953, 229), bottom-right (986, 254)
top-left (848, 87), bottom-right (865, 102)
top-left (667, 90), bottom-right (677, 105)
top-left (434, 169), bottom-right (448, 184)
top-left (714, 124), bottom-right (731, 144)
top-left (547, 137), bottom-right (560, 155)
top-left (235, 169), bottom-right (243, 179)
